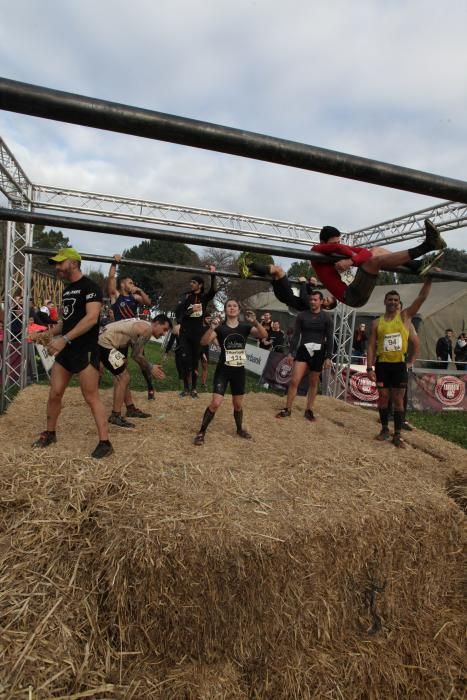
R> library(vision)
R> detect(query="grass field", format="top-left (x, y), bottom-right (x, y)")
top-left (40, 341), bottom-right (467, 449)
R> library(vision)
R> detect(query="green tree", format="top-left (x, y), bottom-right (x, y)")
top-left (117, 239), bottom-right (201, 310)
top-left (87, 268), bottom-right (106, 293)
top-left (32, 225), bottom-right (71, 274)
top-left (287, 260), bottom-right (314, 279)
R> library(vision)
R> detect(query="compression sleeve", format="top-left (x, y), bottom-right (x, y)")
top-left (312, 242), bottom-right (372, 266)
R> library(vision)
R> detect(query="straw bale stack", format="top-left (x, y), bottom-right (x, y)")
top-left (0, 386), bottom-right (464, 699)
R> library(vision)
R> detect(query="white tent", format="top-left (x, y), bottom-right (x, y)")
top-left (246, 282), bottom-right (467, 363)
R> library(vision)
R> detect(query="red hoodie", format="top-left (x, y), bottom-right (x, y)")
top-left (311, 242), bottom-right (373, 302)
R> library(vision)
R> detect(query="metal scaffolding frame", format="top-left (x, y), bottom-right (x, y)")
top-left (0, 76), bottom-right (466, 409)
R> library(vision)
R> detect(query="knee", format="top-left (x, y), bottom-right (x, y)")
top-left (210, 398), bottom-right (223, 412)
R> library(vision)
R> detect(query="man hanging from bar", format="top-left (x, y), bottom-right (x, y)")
top-left (309, 219), bottom-right (445, 308)
top-left (239, 219), bottom-right (445, 308)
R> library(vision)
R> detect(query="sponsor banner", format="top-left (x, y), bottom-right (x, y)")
top-left (245, 343), bottom-right (270, 376)
top-left (207, 342), bottom-right (269, 377)
top-left (260, 351), bottom-right (309, 396)
top-left (341, 366), bottom-right (379, 407)
top-left (409, 371), bottom-right (466, 411)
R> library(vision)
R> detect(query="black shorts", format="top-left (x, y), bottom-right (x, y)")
top-left (375, 362), bottom-right (408, 389)
top-left (344, 267), bottom-right (378, 308)
top-left (199, 344), bottom-right (209, 361)
top-left (272, 276), bottom-right (308, 312)
top-left (98, 345), bottom-right (128, 376)
top-left (295, 344), bottom-right (325, 372)
top-left (212, 363), bottom-right (246, 396)
top-left (55, 345), bottom-right (100, 374)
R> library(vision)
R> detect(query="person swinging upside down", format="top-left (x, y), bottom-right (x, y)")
top-left (310, 219), bottom-right (445, 308)
top-left (193, 300), bottom-right (267, 445)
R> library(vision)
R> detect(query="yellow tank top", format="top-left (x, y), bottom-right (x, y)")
top-left (376, 312), bottom-right (409, 363)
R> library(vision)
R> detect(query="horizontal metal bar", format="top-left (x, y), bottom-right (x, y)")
top-left (4, 208), bottom-right (466, 282)
top-left (0, 206), bottom-right (331, 261)
top-left (3, 78), bottom-right (467, 203)
top-left (25, 247), bottom-right (269, 282)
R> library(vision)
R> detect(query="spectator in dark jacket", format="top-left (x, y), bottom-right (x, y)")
top-left (435, 329), bottom-right (454, 369)
top-left (454, 333), bottom-right (467, 371)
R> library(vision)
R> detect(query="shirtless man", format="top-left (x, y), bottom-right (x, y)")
top-left (98, 314), bottom-right (172, 427)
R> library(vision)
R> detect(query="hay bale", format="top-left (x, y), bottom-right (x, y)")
top-left (0, 386), bottom-right (465, 698)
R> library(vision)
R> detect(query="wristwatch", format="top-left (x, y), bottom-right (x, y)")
top-left (366, 366), bottom-right (373, 372)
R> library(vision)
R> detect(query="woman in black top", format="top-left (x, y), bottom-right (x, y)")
top-left (193, 300), bottom-right (267, 445)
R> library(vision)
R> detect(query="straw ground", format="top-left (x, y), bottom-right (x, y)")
top-left (0, 386), bottom-right (465, 699)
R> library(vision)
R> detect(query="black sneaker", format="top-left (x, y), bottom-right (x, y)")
top-left (191, 389), bottom-right (199, 399)
top-left (304, 409), bottom-right (315, 422)
top-left (108, 414), bottom-right (135, 428)
top-left (32, 430), bottom-right (57, 448)
top-left (147, 390), bottom-right (155, 400)
top-left (193, 432), bottom-right (205, 446)
top-left (392, 433), bottom-right (406, 449)
top-left (179, 390), bottom-right (190, 398)
top-left (126, 406), bottom-right (151, 418)
top-left (91, 441), bottom-right (114, 459)
top-left (237, 429), bottom-right (252, 439)
top-left (424, 219), bottom-right (447, 251)
top-left (376, 427), bottom-right (391, 442)
top-left (276, 408), bottom-right (291, 418)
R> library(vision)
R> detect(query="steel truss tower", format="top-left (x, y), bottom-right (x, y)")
top-left (1, 136), bottom-right (465, 410)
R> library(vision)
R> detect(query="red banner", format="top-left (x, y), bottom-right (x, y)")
top-left (341, 367), bottom-right (379, 407)
top-left (260, 351), bottom-right (309, 396)
top-left (408, 371), bottom-right (467, 411)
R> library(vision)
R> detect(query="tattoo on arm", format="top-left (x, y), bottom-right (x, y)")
top-left (132, 335), bottom-right (151, 371)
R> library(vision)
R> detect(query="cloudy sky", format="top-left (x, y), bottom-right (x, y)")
top-left (1, 0), bottom-right (466, 267)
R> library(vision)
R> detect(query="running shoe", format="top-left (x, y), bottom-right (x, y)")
top-left (191, 389), bottom-right (199, 399)
top-left (419, 250), bottom-right (445, 276)
top-left (401, 420), bottom-right (414, 431)
top-left (193, 432), bottom-right (205, 446)
top-left (126, 406), bottom-right (151, 418)
top-left (304, 409), bottom-right (316, 422)
top-left (424, 219), bottom-right (447, 250)
top-left (108, 414), bottom-right (135, 428)
top-left (179, 390), bottom-right (190, 398)
top-left (237, 429), bottom-right (252, 439)
top-left (276, 408), bottom-right (291, 418)
top-left (375, 427), bottom-right (391, 441)
top-left (91, 441), bottom-right (114, 459)
top-left (392, 433), bottom-right (406, 449)
top-left (238, 251), bottom-right (253, 279)
top-left (32, 430), bottom-right (57, 448)
top-left (147, 390), bottom-right (155, 400)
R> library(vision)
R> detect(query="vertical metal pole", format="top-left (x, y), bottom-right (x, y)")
top-left (1, 220), bottom-right (14, 410)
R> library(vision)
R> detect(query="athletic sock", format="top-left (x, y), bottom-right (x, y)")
top-left (379, 408), bottom-right (389, 430)
top-left (234, 409), bottom-right (243, 432)
top-left (183, 377), bottom-right (190, 392)
top-left (111, 411), bottom-right (121, 417)
top-left (408, 241), bottom-right (432, 260)
top-left (125, 404), bottom-right (135, 411)
top-left (394, 410), bottom-right (404, 433)
top-left (248, 262), bottom-right (271, 276)
top-left (200, 407), bottom-right (215, 433)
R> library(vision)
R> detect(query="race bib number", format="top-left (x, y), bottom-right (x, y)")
top-left (225, 349), bottom-right (246, 367)
top-left (108, 348), bottom-right (126, 370)
top-left (304, 342), bottom-right (322, 358)
top-left (383, 333), bottom-right (402, 352)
